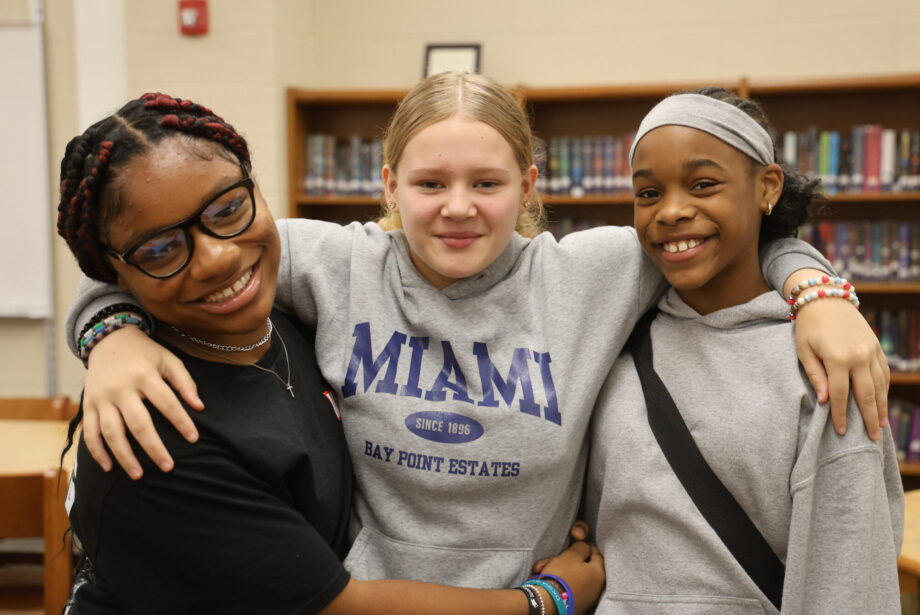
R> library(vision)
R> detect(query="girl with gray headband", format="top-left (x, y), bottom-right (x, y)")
top-left (584, 88), bottom-right (902, 614)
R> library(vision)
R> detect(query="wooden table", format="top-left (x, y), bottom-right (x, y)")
top-left (0, 420), bottom-right (73, 614)
top-left (900, 489), bottom-right (920, 614)
top-left (0, 420), bottom-right (72, 475)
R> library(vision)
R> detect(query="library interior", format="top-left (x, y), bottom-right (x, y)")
top-left (2, 0), bottom-right (920, 613)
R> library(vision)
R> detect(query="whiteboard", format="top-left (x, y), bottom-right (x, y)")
top-left (0, 16), bottom-right (52, 317)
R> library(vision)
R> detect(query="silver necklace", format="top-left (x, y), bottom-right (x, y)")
top-left (168, 319), bottom-right (273, 352)
top-left (169, 322), bottom-right (295, 398)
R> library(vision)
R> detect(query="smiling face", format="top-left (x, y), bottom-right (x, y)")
top-left (632, 125), bottom-right (781, 314)
top-left (104, 138), bottom-right (280, 347)
top-left (383, 117), bottom-right (536, 289)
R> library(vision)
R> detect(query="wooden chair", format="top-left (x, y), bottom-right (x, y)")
top-left (0, 397), bottom-right (77, 422)
top-left (0, 469), bottom-right (73, 615)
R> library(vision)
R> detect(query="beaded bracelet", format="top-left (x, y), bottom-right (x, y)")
top-left (517, 585), bottom-right (544, 615)
top-left (77, 303), bottom-right (150, 342)
top-left (523, 579), bottom-right (568, 615)
top-left (788, 288), bottom-right (861, 321)
top-left (787, 275), bottom-right (854, 303)
top-left (531, 574), bottom-right (574, 615)
top-left (78, 312), bottom-right (152, 364)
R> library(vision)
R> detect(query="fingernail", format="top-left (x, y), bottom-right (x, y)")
top-left (837, 425), bottom-right (847, 435)
top-left (186, 431), bottom-right (198, 442)
top-left (160, 461), bottom-right (173, 472)
top-left (101, 462), bottom-right (112, 472)
top-left (129, 468), bottom-right (142, 480)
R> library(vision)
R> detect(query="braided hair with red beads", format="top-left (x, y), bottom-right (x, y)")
top-left (57, 93), bottom-right (252, 283)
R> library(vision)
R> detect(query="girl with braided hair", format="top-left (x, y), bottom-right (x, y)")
top-left (62, 75), bottom-right (887, 595)
top-left (59, 92), bottom-right (604, 614)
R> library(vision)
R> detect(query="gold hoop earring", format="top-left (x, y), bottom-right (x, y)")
top-left (765, 202), bottom-right (773, 216)
top-left (523, 201), bottom-right (532, 210)
top-left (386, 201), bottom-right (397, 211)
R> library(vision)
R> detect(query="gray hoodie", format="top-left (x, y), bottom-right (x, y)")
top-left (584, 288), bottom-right (903, 614)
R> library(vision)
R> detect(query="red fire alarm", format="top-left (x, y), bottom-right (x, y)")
top-left (178, 0), bottom-right (208, 36)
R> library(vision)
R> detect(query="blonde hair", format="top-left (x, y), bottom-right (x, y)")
top-left (377, 72), bottom-right (546, 238)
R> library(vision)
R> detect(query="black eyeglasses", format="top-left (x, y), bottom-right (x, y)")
top-left (107, 176), bottom-right (257, 279)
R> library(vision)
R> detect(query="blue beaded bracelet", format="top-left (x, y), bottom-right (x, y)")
top-left (524, 579), bottom-right (567, 615)
top-left (79, 312), bottom-right (151, 365)
top-left (531, 574), bottom-right (574, 615)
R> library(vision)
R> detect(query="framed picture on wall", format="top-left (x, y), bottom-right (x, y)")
top-left (424, 44), bottom-right (481, 78)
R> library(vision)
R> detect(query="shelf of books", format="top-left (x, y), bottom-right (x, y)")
top-left (286, 75), bottom-right (920, 473)
top-left (286, 88), bottom-right (406, 223)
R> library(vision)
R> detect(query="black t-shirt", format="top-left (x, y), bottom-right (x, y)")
top-left (68, 310), bottom-right (353, 614)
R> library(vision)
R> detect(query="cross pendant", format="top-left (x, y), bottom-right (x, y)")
top-left (286, 384), bottom-right (295, 398)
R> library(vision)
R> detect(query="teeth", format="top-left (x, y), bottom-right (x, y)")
top-left (663, 239), bottom-right (702, 254)
top-left (203, 268), bottom-right (252, 303)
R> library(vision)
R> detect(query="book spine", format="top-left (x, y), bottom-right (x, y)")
top-left (873, 221), bottom-right (884, 281)
top-left (370, 139), bottom-right (383, 197)
top-left (548, 137), bottom-right (560, 195)
top-left (819, 130), bottom-right (830, 189)
top-left (863, 124), bottom-right (883, 193)
top-left (826, 131), bottom-right (840, 195)
top-left (897, 129), bottom-right (912, 192)
top-left (912, 130), bottom-right (920, 190)
top-left (559, 138), bottom-right (572, 194)
top-left (890, 400), bottom-right (904, 461)
top-left (359, 141), bottom-right (371, 195)
top-left (899, 223), bottom-right (911, 281)
top-left (908, 406), bottom-right (920, 462)
top-left (912, 224), bottom-right (920, 280)
top-left (569, 137), bottom-right (585, 198)
top-left (323, 135), bottom-right (336, 195)
top-left (837, 133), bottom-right (852, 193)
top-left (806, 126), bottom-right (819, 179)
top-left (348, 134), bottom-right (362, 195)
top-left (900, 403), bottom-right (914, 459)
top-left (881, 128), bottom-right (896, 192)
top-left (783, 131), bottom-right (797, 168)
top-left (850, 126), bottom-right (865, 193)
top-left (593, 137), bottom-right (604, 196)
top-left (602, 135), bottom-right (615, 193)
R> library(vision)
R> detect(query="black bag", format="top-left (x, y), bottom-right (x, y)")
top-left (625, 309), bottom-right (785, 611)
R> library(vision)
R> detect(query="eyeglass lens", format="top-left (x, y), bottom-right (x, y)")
top-left (130, 184), bottom-right (254, 277)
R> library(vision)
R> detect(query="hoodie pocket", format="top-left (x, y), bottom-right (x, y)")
top-left (344, 525), bottom-right (533, 589)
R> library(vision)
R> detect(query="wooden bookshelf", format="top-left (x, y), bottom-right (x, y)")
top-left (286, 72), bottom-right (920, 426)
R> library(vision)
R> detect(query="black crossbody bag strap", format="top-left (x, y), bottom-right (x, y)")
top-left (625, 309), bottom-right (785, 611)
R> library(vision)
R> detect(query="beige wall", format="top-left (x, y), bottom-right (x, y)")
top-left (3, 0), bottom-right (920, 397)
top-left (306, 0), bottom-right (920, 87)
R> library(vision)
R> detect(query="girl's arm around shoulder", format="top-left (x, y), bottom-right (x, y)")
top-left (763, 237), bottom-right (890, 441)
top-left (783, 396), bottom-right (903, 614)
top-left (65, 274), bottom-right (143, 357)
top-left (758, 237), bottom-right (833, 295)
top-left (534, 226), bottom-right (666, 315)
top-left (274, 218), bottom-right (391, 325)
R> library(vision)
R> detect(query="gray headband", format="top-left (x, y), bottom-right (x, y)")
top-left (629, 93), bottom-right (775, 167)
